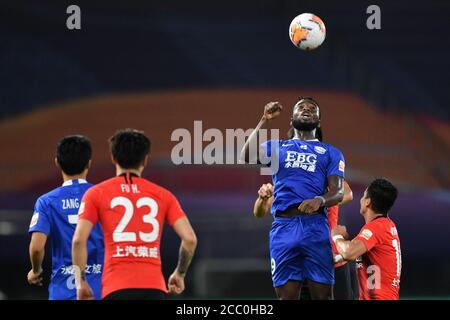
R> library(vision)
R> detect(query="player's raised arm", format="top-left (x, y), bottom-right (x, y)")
top-left (168, 216), bottom-right (197, 295)
top-left (240, 101), bottom-right (282, 164)
top-left (72, 219), bottom-right (95, 300)
top-left (253, 183), bottom-right (274, 218)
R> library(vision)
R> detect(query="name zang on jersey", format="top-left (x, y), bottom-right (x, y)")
top-left (62, 198), bottom-right (80, 210)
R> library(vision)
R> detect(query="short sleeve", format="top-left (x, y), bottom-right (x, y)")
top-left (327, 146), bottom-right (345, 178)
top-left (165, 192), bottom-right (186, 226)
top-left (354, 222), bottom-right (382, 251)
top-left (78, 187), bottom-right (100, 225)
top-left (28, 197), bottom-right (51, 235)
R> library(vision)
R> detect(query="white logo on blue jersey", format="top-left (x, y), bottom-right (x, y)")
top-left (314, 146), bottom-right (327, 154)
top-left (284, 151), bottom-right (317, 172)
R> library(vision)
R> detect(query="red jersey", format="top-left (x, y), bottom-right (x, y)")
top-left (78, 175), bottom-right (185, 298)
top-left (354, 217), bottom-right (401, 300)
top-left (327, 205), bottom-right (346, 268)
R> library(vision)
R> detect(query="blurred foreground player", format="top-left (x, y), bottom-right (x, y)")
top-left (72, 129), bottom-right (197, 300)
top-left (27, 135), bottom-right (104, 299)
top-left (331, 178), bottom-right (401, 300)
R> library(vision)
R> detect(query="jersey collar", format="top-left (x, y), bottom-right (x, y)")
top-left (292, 138), bottom-right (319, 142)
top-left (62, 179), bottom-right (88, 187)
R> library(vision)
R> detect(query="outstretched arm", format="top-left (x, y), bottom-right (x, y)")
top-left (240, 102), bottom-right (282, 164)
top-left (253, 183), bottom-right (274, 218)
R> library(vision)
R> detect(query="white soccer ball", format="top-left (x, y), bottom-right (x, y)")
top-left (289, 13), bottom-right (326, 50)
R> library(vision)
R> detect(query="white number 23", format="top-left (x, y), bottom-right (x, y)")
top-left (111, 196), bottom-right (159, 243)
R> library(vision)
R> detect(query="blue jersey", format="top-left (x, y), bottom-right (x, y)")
top-left (28, 179), bottom-right (104, 300)
top-left (263, 138), bottom-right (345, 287)
top-left (262, 138), bottom-right (345, 216)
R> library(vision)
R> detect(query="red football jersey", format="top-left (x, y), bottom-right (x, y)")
top-left (354, 217), bottom-right (401, 300)
top-left (327, 205), bottom-right (347, 267)
top-left (78, 175), bottom-right (185, 298)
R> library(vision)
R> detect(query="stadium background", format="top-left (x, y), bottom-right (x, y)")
top-left (0, 0), bottom-right (449, 299)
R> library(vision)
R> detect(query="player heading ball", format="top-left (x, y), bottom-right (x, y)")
top-left (241, 98), bottom-right (346, 300)
top-left (72, 128), bottom-right (197, 300)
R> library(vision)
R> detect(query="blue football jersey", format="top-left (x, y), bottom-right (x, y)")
top-left (28, 179), bottom-right (104, 300)
top-left (262, 138), bottom-right (345, 216)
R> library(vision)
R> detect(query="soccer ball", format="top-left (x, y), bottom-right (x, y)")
top-left (289, 13), bottom-right (326, 50)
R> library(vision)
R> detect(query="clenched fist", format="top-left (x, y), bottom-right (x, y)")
top-left (263, 102), bottom-right (282, 120)
top-left (258, 183), bottom-right (274, 200)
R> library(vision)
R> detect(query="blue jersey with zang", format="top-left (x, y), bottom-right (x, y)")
top-left (28, 179), bottom-right (104, 300)
top-left (262, 138), bottom-right (345, 216)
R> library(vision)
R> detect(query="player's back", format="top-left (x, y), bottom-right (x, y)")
top-left (79, 174), bottom-right (186, 298)
top-left (29, 179), bottom-right (104, 300)
top-left (356, 217), bottom-right (401, 300)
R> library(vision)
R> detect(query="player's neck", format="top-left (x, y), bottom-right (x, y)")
top-left (293, 129), bottom-right (317, 141)
top-left (61, 172), bottom-right (87, 183)
top-left (116, 167), bottom-right (142, 177)
top-left (365, 211), bottom-right (384, 223)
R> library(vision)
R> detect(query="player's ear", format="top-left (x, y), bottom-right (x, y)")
top-left (110, 154), bottom-right (117, 165)
top-left (54, 157), bottom-right (60, 169)
top-left (365, 197), bottom-right (372, 210)
top-left (86, 159), bottom-right (92, 171)
top-left (143, 155), bottom-right (149, 167)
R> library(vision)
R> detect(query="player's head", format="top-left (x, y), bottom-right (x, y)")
top-left (109, 128), bottom-right (151, 171)
top-left (55, 135), bottom-right (92, 176)
top-left (291, 97), bottom-right (321, 132)
top-left (360, 178), bottom-right (398, 217)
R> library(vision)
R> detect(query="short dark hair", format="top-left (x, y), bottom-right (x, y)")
top-left (297, 96), bottom-right (320, 108)
top-left (366, 178), bottom-right (398, 215)
top-left (109, 129), bottom-right (151, 169)
top-left (56, 135), bottom-right (92, 175)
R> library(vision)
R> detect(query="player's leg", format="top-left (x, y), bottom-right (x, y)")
top-left (301, 214), bottom-right (335, 300)
top-left (269, 217), bottom-right (304, 300)
top-left (275, 281), bottom-right (303, 300)
top-left (308, 279), bottom-right (333, 300)
top-left (348, 260), bottom-right (359, 299)
top-left (333, 263), bottom-right (354, 300)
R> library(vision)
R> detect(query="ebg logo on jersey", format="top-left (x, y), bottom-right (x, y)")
top-left (284, 151), bottom-right (317, 172)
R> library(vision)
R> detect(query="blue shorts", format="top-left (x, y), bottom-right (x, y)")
top-left (269, 214), bottom-right (334, 287)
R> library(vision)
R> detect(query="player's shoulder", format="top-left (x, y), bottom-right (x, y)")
top-left (364, 217), bottom-right (396, 235)
top-left (318, 142), bottom-right (343, 155)
top-left (138, 178), bottom-right (175, 197)
top-left (36, 186), bottom-right (65, 204)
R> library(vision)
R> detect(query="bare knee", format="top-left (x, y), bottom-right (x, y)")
top-left (308, 280), bottom-right (333, 300)
top-left (275, 281), bottom-right (302, 300)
